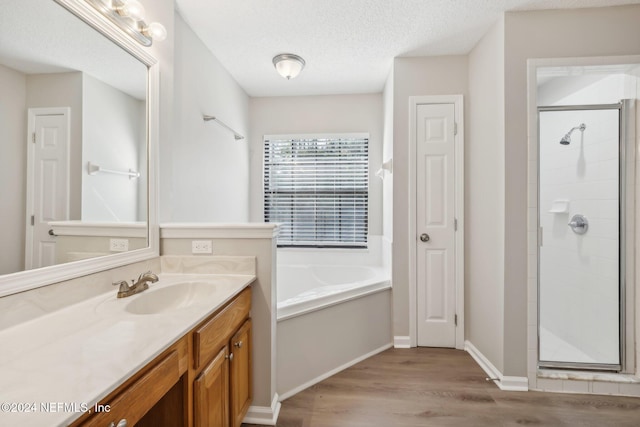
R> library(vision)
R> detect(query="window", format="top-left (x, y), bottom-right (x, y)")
top-left (264, 134), bottom-right (369, 248)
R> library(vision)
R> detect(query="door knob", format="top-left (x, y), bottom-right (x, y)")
top-left (420, 233), bottom-right (430, 242)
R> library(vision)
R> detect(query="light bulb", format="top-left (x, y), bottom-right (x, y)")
top-left (144, 22), bottom-right (167, 41)
top-left (118, 0), bottom-right (145, 21)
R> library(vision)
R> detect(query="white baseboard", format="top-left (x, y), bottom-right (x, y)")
top-left (243, 393), bottom-right (281, 426)
top-left (279, 343), bottom-right (393, 401)
top-left (464, 340), bottom-right (528, 391)
top-left (394, 336), bottom-right (411, 348)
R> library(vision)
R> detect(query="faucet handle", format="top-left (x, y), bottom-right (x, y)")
top-left (137, 270), bottom-right (153, 280)
top-left (112, 280), bottom-right (130, 292)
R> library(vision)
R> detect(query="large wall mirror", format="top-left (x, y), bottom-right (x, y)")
top-left (0, 0), bottom-right (159, 297)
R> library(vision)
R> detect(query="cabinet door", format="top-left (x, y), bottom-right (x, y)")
top-left (194, 346), bottom-right (229, 427)
top-left (229, 319), bottom-right (252, 427)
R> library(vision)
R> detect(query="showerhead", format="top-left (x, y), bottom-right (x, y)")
top-left (559, 123), bottom-right (586, 145)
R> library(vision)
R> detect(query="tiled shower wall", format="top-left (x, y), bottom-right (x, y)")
top-left (539, 108), bottom-right (620, 364)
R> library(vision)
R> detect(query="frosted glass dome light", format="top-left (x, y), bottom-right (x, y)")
top-left (273, 54), bottom-right (306, 80)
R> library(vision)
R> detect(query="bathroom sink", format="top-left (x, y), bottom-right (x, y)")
top-left (124, 282), bottom-right (214, 314)
top-left (94, 281), bottom-right (217, 316)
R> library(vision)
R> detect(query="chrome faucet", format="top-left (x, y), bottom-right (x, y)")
top-left (113, 271), bottom-right (159, 298)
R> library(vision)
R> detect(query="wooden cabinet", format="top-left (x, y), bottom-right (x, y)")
top-left (71, 286), bottom-right (252, 427)
top-left (194, 288), bottom-right (251, 370)
top-left (194, 347), bottom-right (230, 427)
top-left (71, 337), bottom-right (189, 427)
top-left (229, 319), bottom-right (252, 427)
top-left (193, 288), bottom-right (253, 427)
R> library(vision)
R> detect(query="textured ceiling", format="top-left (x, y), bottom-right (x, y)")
top-left (176, 0), bottom-right (640, 97)
top-left (0, 0), bottom-right (147, 100)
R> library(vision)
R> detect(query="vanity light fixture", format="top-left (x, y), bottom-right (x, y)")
top-left (86, 0), bottom-right (167, 46)
top-left (273, 53), bottom-right (306, 80)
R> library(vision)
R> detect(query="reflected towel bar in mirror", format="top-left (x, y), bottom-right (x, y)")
top-left (88, 161), bottom-right (141, 179)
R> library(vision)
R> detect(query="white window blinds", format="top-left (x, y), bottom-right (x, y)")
top-left (264, 134), bottom-right (369, 248)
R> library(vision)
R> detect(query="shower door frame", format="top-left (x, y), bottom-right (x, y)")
top-left (537, 101), bottom-right (629, 372)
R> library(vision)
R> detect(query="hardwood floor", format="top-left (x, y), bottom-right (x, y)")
top-left (244, 348), bottom-right (640, 427)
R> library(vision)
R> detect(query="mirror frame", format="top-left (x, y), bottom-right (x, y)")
top-left (0, 0), bottom-right (159, 298)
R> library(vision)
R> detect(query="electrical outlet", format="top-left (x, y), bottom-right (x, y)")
top-left (110, 238), bottom-right (129, 252)
top-left (192, 240), bottom-right (212, 254)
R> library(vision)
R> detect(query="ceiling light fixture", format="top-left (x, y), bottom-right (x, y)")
top-left (86, 0), bottom-right (167, 46)
top-left (272, 53), bottom-right (306, 80)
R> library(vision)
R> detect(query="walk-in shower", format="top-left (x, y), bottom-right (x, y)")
top-left (537, 102), bottom-right (630, 371)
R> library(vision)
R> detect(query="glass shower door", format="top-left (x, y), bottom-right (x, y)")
top-left (538, 105), bottom-right (621, 370)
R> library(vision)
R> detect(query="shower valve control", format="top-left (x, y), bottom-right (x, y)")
top-left (568, 214), bottom-right (588, 235)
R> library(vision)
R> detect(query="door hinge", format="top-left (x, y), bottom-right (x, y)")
top-left (454, 218), bottom-right (458, 231)
top-left (454, 314), bottom-right (458, 326)
top-left (30, 215), bottom-right (35, 226)
top-left (32, 133), bottom-right (36, 143)
top-left (454, 122), bottom-right (458, 136)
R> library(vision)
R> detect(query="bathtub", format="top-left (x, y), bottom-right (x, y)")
top-left (276, 239), bottom-right (393, 400)
top-left (277, 264), bottom-right (390, 320)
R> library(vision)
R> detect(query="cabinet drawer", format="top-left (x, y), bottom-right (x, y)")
top-left (82, 350), bottom-right (181, 427)
top-left (194, 287), bottom-right (251, 370)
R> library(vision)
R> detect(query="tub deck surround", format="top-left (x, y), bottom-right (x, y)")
top-left (277, 264), bottom-right (391, 321)
top-left (0, 267), bottom-right (255, 426)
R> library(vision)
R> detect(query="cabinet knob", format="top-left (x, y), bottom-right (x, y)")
top-left (226, 352), bottom-right (234, 361)
top-left (116, 420), bottom-right (128, 427)
top-left (234, 341), bottom-right (243, 348)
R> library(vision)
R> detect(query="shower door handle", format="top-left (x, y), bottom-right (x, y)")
top-left (420, 233), bottom-right (430, 242)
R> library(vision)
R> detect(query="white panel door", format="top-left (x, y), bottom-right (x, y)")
top-left (416, 103), bottom-right (456, 348)
top-left (25, 110), bottom-right (70, 269)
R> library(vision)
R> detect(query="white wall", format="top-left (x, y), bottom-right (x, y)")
top-left (0, 64), bottom-right (27, 275)
top-left (466, 18), bottom-right (506, 373)
top-left (168, 13), bottom-right (250, 223)
top-left (382, 69), bottom-right (394, 271)
top-left (538, 73), bottom-right (637, 106)
top-left (82, 74), bottom-right (145, 222)
top-left (248, 93), bottom-right (384, 236)
top-left (505, 4), bottom-right (640, 377)
top-left (391, 56), bottom-right (468, 338)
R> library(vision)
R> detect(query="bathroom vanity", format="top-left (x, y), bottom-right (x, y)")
top-left (72, 286), bottom-right (252, 427)
top-left (0, 274), bottom-right (254, 427)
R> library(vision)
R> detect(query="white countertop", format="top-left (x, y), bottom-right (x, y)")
top-left (0, 273), bottom-right (254, 427)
